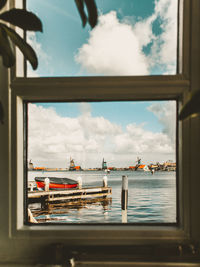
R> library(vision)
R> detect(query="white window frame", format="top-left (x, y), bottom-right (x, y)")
top-left (8, 0), bottom-right (200, 248)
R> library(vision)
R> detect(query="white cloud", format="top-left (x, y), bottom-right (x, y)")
top-left (28, 103), bottom-right (175, 168)
top-left (149, 0), bottom-right (177, 73)
top-left (114, 123), bottom-right (173, 156)
top-left (131, 14), bottom-right (156, 48)
top-left (26, 32), bottom-right (50, 76)
top-left (75, 11), bottom-right (149, 75)
top-left (75, 0), bottom-right (177, 75)
top-left (147, 101), bottom-right (176, 143)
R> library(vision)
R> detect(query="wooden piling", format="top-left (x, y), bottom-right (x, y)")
top-left (103, 175), bottom-right (108, 187)
top-left (44, 177), bottom-right (50, 192)
top-left (121, 175), bottom-right (128, 223)
top-left (28, 208), bottom-right (38, 223)
top-left (77, 176), bottom-right (82, 189)
top-left (28, 181), bottom-right (37, 192)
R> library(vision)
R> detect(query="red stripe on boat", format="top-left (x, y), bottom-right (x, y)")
top-left (36, 181), bottom-right (78, 189)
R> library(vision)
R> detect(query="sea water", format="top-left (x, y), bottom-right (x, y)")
top-left (28, 170), bottom-right (176, 224)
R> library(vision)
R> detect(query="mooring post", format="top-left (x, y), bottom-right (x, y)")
top-left (103, 175), bottom-right (108, 187)
top-left (121, 175), bottom-right (128, 223)
top-left (30, 182), bottom-right (34, 192)
top-left (77, 176), bottom-right (82, 189)
top-left (28, 208), bottom-right (38, 223)
top-left (44, 177), bottom-right (50, 192)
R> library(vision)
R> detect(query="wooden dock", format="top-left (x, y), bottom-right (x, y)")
top-left (28, 185), bottom-right (112, 209)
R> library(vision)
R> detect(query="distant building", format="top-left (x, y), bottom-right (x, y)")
top-left (69, 157), bottom-right (76, 171)
top-left (102, 158), bottom-right (107, 170)
top-left (74, 166), bottom-right (81, 170)
top-left (136, 157), bottom-right (141, 165)
top-left (136, 164), bottom-right (146, 171)
top-left (129, 166), bottom-right (136, 170)
top-left (34, 167), bottom-right (46, 170)
top-left (163, 161), bottom-right (176, 171)
top-left (108, 167), bottom-right (115, 170)
top-left (134, 157), bottom-right (143, 171)
top-left (69, 157), bottom-right (81, 171)
top-left (163, 160), bottom-right (176, 167)
top-left (149, 164), bottom-right (159, 170)
top-left (28, 160), bottom-right (34, 170)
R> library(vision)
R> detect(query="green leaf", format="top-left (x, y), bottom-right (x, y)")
top-left (84, 0), bottom-right (98, 28)
top-left (1, 23), bottom-right (38, 69)
top-left (75, 0), bottom-right (87, 27)
top-left (0, 8), bottom-right (42, 32)
top-left (0, 0), bottom-right (7, 11)
top-left (74, 0), bottom-right (98, 28)
top-left (0, 25), bottom-right (15, 67)
top-left (0, 100), bottom-right (4, 124)
top-left (179, 90), bottom-right (200, 120)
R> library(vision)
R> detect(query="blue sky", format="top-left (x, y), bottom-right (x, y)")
top-left (27, 0), bottom-right (177, 168)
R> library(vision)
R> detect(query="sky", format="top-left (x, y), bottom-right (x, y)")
top-left (27, 0), bottom-right (178, 76)
top-left (28, 101), bottom-right (176, 168)
top-left (26, 0), bottom-right (177, 168)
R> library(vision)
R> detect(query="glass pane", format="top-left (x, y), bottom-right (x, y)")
top-left (26, 100), bottom-right (177, 224)
top-left (26, 0), bottom-right (178, 77)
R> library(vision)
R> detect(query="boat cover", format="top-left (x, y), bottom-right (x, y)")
top-left (35, 177), bottom-right (77, 185)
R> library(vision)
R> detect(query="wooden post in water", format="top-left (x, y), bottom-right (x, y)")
top-left (121, 175), bottom-right (128, 223)
top-left (77, 176), bottom-right (82, 189)
top-left (44, 177), bottom-right (50, 192)
top-left (103, 175), bottom-right (108, 187)
top-left (30, 182), bottom-right (34, 192)
top-left (28, 208), bottom-right (38, 223)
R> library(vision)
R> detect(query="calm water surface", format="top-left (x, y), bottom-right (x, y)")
top-left (28, 170), bottom-right (176, 224)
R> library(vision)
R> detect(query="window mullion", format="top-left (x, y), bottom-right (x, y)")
top-left (11, 75), bottom-right (189, 102)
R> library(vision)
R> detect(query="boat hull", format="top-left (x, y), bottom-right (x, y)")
top-left (35, 177), bottom-right (78, 190)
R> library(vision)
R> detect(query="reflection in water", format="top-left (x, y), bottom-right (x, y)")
top-left (32, 198), bottom-right (112, 223)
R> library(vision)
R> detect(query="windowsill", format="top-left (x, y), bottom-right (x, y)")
top-left (11, 224), bottom-right (187, 245)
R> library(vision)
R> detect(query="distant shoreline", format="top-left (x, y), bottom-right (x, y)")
top-left (28, 168), bottom-right (176, 172)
